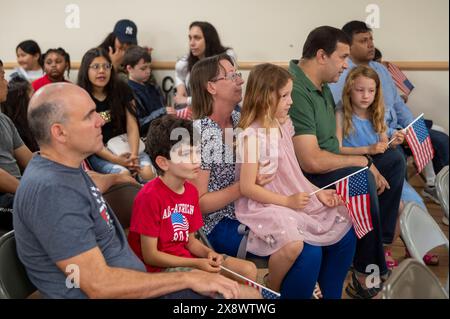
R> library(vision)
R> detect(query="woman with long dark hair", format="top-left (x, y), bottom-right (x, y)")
top-left (1, 75), bottom-right (38, 152)
top-left (174, 21), bottom-right (236, 108)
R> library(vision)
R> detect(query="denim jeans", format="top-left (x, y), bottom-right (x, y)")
top-left (0, 192), bottom-right (14, 231)
top-left (281, 229), bottom-right (356, 299)
top-left (88, 152), bottom-right (152, 175)
top-left (304, 148), bottom-right (406, 276)
top-left (207, 218), bottom-right (243, 257)
top-left (429, 128), bottom-right (449, 174)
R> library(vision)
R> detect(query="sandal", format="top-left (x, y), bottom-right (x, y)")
top-left (345, 271), bottom-right (382, 299)
top-left (384, 250), bottom-right (398, 270)
top-left (405, 249), bottom-right (439, 265)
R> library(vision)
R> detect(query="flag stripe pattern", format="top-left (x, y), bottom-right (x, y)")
top-left (171, 212), bottom-right (189, 233)
top-left (387, 62), bottom-right (415, 95)
top-left (335, 169), bottom-right (373, 239)
top-left (176, 107), bottom-right (192, 120)
top-left (405, 117), bottom-right (434, 173)
top-left (245, 280), bottom-right (280, 299)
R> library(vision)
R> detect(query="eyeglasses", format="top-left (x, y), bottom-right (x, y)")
top-left (89, 63), bottom-right (112, 71)
top-left (211, 72), bottom-right (242, 83)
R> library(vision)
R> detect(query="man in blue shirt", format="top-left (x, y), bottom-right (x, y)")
top-left (329, 20), bottom-right (449, 203)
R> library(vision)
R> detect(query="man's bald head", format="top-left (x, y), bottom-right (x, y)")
top-left (28, 83), bottom-right (91, 146)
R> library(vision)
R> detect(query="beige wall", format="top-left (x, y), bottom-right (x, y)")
top-left (1, 0), bottom-right (448, 129)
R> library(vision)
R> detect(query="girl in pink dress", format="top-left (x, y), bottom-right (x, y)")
top-left (235, 64), bottom-right (354, 296)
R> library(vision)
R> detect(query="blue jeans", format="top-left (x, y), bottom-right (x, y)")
top-left (281, 229), bottom-right (356, 299)
top-left (0, 192), bottom-right (14, 231)
top-left (88, 152), bottom-right (152, 175)
top-left (428, 129), bottom-right (449, 174)
top-left (207, 218), bottom-right (243, 257)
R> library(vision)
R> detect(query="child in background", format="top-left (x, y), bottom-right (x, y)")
top-left (32, 48), bottom-right (70, 91)
top-left (123, 46), bottom-right (190, 137)
top-left (12, 40), bottom-right (43, 82)
top-left (128, 115), bottom-right (260, 299)
top-left (335, 65), bottom-right (438, 267)
top-left (77, 47), bottom-right (155, 182)
top-left (0, 74), bottom-right (38, 152)
top-left (235, 63), bottom-right (355, 298)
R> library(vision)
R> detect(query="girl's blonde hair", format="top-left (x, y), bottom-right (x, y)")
top-left (238, 63), bottom-right (293, 130)
top-left (342, 65), bottom-right (386, 137)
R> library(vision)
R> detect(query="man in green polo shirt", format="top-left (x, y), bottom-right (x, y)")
top-left (288, 26), bottom-right (406, 299)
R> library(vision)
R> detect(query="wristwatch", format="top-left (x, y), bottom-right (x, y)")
top-left (364, 154), bottom-right (373, 168)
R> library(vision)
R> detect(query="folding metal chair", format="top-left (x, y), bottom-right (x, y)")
top-left (0, 231), bottom-right (37, 299)
top-left (400, 202), bottom-right (449, 293)
top-left (381, 258), bottom-right (448, 299)
top-left (435, 166), bottom-right (449, 224)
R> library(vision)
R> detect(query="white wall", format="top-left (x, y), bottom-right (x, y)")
top-left (1, 0), bottom-right (448, 129)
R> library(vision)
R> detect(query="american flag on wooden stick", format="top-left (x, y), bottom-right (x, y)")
top-left (405, 115), bottom-right (434, 173)
top-left (336, 168), bottom-right (373, 239)
top-left (386, 62), bottom-right (415, 96)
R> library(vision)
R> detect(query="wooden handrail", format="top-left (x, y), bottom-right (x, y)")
top-left (3, 60), bottom-right (448, 71)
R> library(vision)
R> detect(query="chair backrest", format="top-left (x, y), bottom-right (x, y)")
top-left (381, 258), bottom-right (448, 299)
top-left (102, 183), bottom-right (142, 229)
top-left (0, 231), bottom-right (37, 299)
top-left (400, 202), bottom-right (449, 262)
top-left (436, 165), bottom-right (449, 219)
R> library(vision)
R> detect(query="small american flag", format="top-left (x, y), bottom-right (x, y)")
top-left (81, 159), bottom-right (92, 171)
top-left (386, 62), bottom-right (414, 96)
top-left (405, 116), bottom-right (434, 173)
top-left (245, 280), bottom-right (280, 300)
top-left (219, 266), bottom-right (280, 299)
top-left (171, 212), bottom-right (189, 232)
top-left (176, 107), bottom-right (192, 120)
top-left (336, 169), bottom-right (373, 239)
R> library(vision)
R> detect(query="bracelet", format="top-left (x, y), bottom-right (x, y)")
top-left (364, 154), bottom-right (373, 168)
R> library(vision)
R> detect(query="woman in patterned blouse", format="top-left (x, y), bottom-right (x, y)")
top-left (190, 54), bottom-right (273, 256)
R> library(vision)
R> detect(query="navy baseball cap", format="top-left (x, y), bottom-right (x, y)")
top-left (113, 19), bottom-right (138, 45)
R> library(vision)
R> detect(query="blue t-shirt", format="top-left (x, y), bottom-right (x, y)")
top-left (13, 155), bottom-right (146, 298)
top-left (342, 114), bottom-right (380, 147)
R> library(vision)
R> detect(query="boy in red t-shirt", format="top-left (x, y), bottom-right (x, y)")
top-left (128, 115), bottom-right (260, 298)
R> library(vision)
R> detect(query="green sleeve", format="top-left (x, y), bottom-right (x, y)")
top-left (289, 90), bottom-right (317, 137)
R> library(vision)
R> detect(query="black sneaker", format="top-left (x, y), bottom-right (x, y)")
top-left (345, 271), bottom-right (382, 299)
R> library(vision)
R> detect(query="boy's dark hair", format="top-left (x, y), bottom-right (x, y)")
top-left (341, 21), bottom-right (372, 43)
top-left (16, 40), bottom-right (42, 67)
top-left (122, 45), bottom-right (151, 68)
top-left (42, 47), bottom-right (71, 76)
top-left (302, 26), bottom-right (350, 59)
top-left (145, 115), bottom-right (196, 176)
